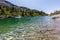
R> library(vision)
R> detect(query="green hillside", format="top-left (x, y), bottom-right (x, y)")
top-left (0, 5), bottom-right (48, 18)
top-left (0, 0), bottom-right (48, 18)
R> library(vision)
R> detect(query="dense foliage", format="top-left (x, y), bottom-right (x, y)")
top-left (0, 5), bottom-right (48, 18)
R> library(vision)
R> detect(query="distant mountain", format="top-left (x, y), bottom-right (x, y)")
top-left (0, 0), bottom-right (15, 6)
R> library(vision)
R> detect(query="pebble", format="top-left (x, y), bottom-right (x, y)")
top-left (0, 26), bottom-right (59, 40)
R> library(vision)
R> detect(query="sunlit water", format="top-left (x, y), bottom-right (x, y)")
top-left (0, 16), bottom-right (53, 34)
top-left (0, 16), bottom-right (57, 40)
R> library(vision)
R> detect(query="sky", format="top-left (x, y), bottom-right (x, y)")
top-left (6, 0), bottom-right (60, 14)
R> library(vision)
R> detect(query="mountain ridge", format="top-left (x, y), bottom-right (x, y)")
top-left (0, 0), bottom-right (48, 19)
top-left (0, 0), bottom-right (15, 6)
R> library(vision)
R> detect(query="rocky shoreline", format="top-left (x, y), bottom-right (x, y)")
top-left (51, 14), bottom-right (60, 19)
top-left (0, 15), bottom-right (22, 19)
top-left (0, 16), bottom-right (60, 40)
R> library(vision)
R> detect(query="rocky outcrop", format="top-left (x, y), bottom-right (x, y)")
top-left (0, 15), bottom-right (22, 19)
top-left (51, 14), bottom-right (60, 19)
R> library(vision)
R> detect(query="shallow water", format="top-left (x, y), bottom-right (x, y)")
top-left (0, 16), bottom-right (58, 40)
top-left (0, 16), bottom-right (53, 34)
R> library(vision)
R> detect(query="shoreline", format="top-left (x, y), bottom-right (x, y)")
top-left (0, 16), bottom-right (60, 40)
top-left (0, 15), bottom-right (22, 19)
top-left (51, 14), bottom-right (60, 20)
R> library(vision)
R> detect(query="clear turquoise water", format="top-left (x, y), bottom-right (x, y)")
top-left (0, 16), bottom-right (54, 34)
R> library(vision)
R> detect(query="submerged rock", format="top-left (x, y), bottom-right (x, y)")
top-left (0, 26), bottom-right (59, 40)
top-left (52, 17), bottom-right (60, 19)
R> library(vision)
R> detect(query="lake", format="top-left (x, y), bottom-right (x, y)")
top-left (0, 16), bottom-right (58, 40)
top-left (0, 16), bottom-right (53, 34)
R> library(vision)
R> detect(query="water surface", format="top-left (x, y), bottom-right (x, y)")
top-left (0, 16), bottom-right (54, 34)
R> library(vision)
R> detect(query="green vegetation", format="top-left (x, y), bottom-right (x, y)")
top-left (0, 5), bottom-right (48, 18)
top-left (50, 10), bottom-right (60, 16)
